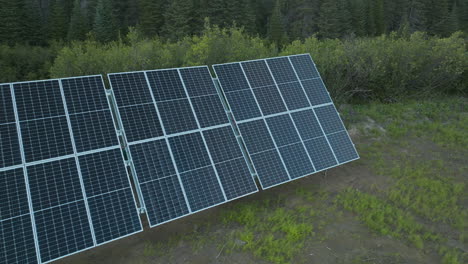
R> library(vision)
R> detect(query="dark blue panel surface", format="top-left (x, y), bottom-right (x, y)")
top-left (158, 99), bottom-right (198, 134)
top-left (225, 89), bottom-right (262, 121)
top-left (266, 114), bottom-right (301, 147)
top-left (289, 55), bottom-right (320, 80)
top-left (213, 63), bottom-right (250, 92)
top-left (118, 103), bottom-right (163, 142)
top-left (146, 69), bottom-right (186, 101)
top-left (61, 76), bottom-right (108, 113)
top-left (180, 166), bottom-right (225, 212)
top-left (301, 79), bottom-right (332, 106)
top-left (13, 81), bottom-right (65, 121)
top-left (179, 67), bottom-right (217, 97)
top-left (291, 110), bottom-right (324, 140)
top-left (20, 116), bottom-right (73, 162)
top-left (279, 143), bottom-right (315, 179)
top-left (109, 72), bottom-right (154, 106)
top-left (266, 57), bottom-right (298, 84)
top-left (140, 176), bottom-right (189, 225)
top-left (0, 215), bottom-right (37, 264)
top-left (0, 169), bottom-right (29, 220)
top-left (277, 82), bottom-right (310, 110)
top-left (241, 60), bottom-right (275, 88)
top-left (88, 189), bottom-right (141, 244)
top-left (80, 149), bottom-right (129, 197)
top-left (169, 133), bottom-right (211, 172)
top-left (328, 131), bottom-right (358, 163)
top-left (215, 158), bottom-right (257, 200)
top-left (35, 201), bottom-right (94, 263)
top-left (0, 85), bottom-right (15, 124)
top-left (239, 120), bottom-right (275, 154)
top-left (27, 158), bottom-right (83, 211)
top-left (304, 137), bottom-right (337, 171)
top-left (252, 85), bottom-right (287, 115)
top-left (70, 110), bottom-right (119, 152)
top-left (0, 124), bottom-right (22, 168)
top-left (130, 140), bottom-right (177, 183)
top-left (191, 95), bottom-right (228, 128)
top-left (203, 126), bottom-right (243, 163)
top-left (314, 105), bottom-right (345, 134)
top-left (251, 150), bottom-right (289, 188)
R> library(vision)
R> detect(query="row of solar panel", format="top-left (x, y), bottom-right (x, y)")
top-left (0, 54), bottom-right (358, 264)
top-left (1, 78), bottom-right (142, 264)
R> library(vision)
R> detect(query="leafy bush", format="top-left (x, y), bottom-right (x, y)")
top-left (282, 32), bottom-right (467, 102)
top-left (0, 43), bottom-right (59, 82)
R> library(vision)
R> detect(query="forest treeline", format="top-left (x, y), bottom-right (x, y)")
top-left (1, 25), bottom-right (465, 103)
top-left (0, 0), bottom-right (467, 46)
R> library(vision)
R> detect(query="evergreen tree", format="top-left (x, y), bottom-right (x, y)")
top-left (139, 0), bottom-right (166, 37)
top-left (338, 0), bottom-right (353, 36)
top-left (241, 0), bottom-right (257, 34)
top-left (93, 0), bottom-right (117, 42)
top-left (318, 0), bottom-right (342, 38)
top-left (426, 0), bottom-right (450, 35)
top-left (446, 2), bottom-right (460, 34)
top-left (365, 0), bottom-right (377, 35)
top-left (21, 0), bottom-right (46, 45)
top-left (49, 0), bottom-right (69, 40)
top-left (68, 0), bottom-right (88, 41)
top-left (163, 0), bottom-right (197, 41)
top-left (350, 0), bottom-right (367, 36)
top-left (268, 0), bottom-right (287, 47)
top-left (374, 0), bottom-right (385, 35)
top-left (0, 0), bottom-right (23, 44)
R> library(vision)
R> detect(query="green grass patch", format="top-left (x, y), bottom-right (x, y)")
top-left (335, 188), bottom-right (440, 249)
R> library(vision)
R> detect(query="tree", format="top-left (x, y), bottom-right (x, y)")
top-left (0, 0), bottom-right (23, 44)
top-left (68, 0), bottom-right (88, 41)
top-left (49, 0), bottom-right (69, 40)
top-left (350, 0), bottom-right (367, 36)
top-left (268, 0), bottom-right (287, 47)
top-left (163, 0), bottom-right (197, 41)
top-left (139, 0), bottom-right (166, 37)
top-left (21, 0), bottom-right (46, 45)
top-left (373, 0), bottom-right (385, 35)
top-left (445, 2), bottom-right (460, 34)
top-left (93, 0), bottom-right (117, 42)
top-left (318, 0), bottom-right (342, 38)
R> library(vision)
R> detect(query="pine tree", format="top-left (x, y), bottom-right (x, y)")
top-left (241, 0), bottom-right (257, 34)
top-left (445, 2), bottom-right (460, 34)
top-left (374, 0), bottom-right (385, 35)
top-left (49, 0), bottom-right (69, 40)
top-left (338, 0), bottom-right (353, 36)
top-left (350, 0), bottom-right (367, 36)
top-left (318, 0), bottom-right (341, 38)
top-left (93, 0), bottom-right (117, 42)
top-left (0, 0), bottom-right (23, 44)
top-left (163, 0), bottom-right (197, 41)
top-left (139, 0), bottom-right (166, 37)
top-left (21, 0), bottom-right (46, 45)
top-left (68, 0), bottom-right (88, 41)
top-left (268, 0), bottom-right (287, 47)
top-left (365, 0), bottom-right (376, 35)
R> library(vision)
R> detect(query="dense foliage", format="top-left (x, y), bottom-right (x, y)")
top-left (0, 0), bottom-right (467, 45)
top-left (47, 26), bottom-right (466, 102)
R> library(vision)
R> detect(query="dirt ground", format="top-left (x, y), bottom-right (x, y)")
top-left (57, 98), bottom-right (467, 264)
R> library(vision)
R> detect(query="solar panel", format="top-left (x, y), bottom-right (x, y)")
top-left (108, 66), bottom-right (258, 227)
top-left (0, 76), bottom-right (142, 263)
top-left (213, 54), bottom-right (359, 189)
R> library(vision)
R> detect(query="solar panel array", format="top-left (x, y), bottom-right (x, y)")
top-left (1, 54), bottom-right (358, 263)
top-left (213, 54), bottom-right (359, 189)
top-left (1, 76), bottom-right (142, 264)
top-left (108, 66), bottom-right (258, 227)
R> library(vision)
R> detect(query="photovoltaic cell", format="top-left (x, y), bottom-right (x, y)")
top-left (214, 54), bottom-right (359, 189)
top-left (108, 66), bottom-right (257, 227)
top-left (0, 169), bottom-right (38, 264)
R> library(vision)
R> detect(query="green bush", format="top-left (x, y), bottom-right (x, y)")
top-left (50, 26), bottom-right (276, 78)
top-left (282, 32), bottom-right (467, 102)
top-left (0, 43), bottom-right (59, 82)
